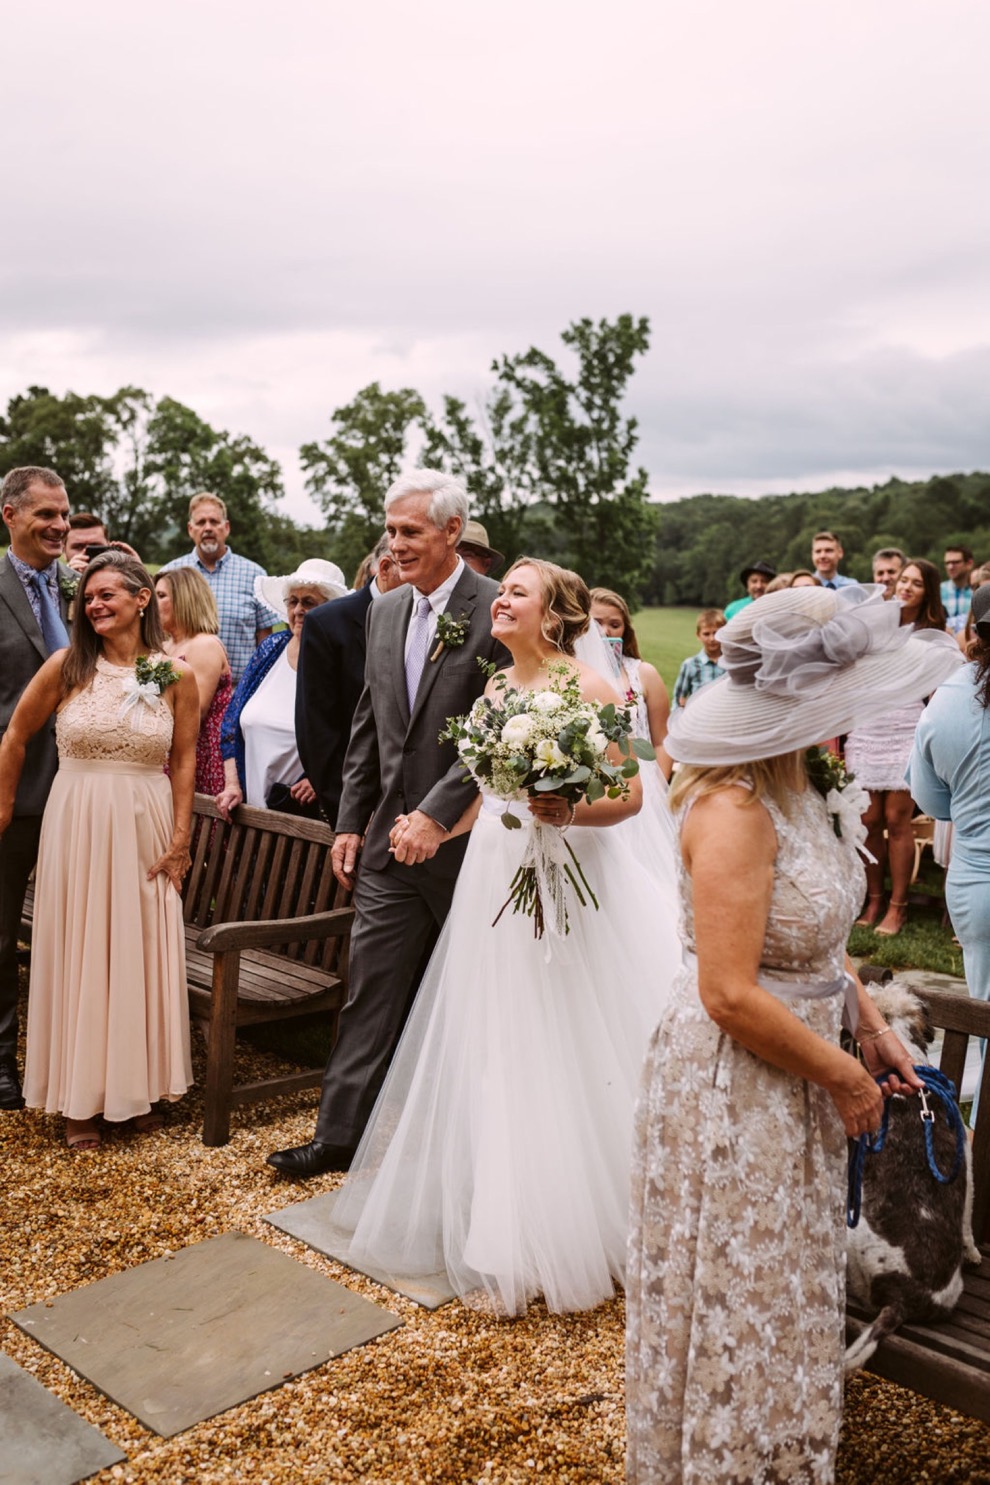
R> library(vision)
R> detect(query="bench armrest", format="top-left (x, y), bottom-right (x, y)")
top-left (196, 907), bottom-right (355, 953)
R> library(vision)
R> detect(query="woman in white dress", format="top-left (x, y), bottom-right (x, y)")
top-left (329, 559), bottom-right (680, 1317)
top-left (590, 587), bottom-right (670, 762)
top-left (625, 584), bottom-right (961, 1483)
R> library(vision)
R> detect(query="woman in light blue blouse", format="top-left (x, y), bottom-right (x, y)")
top-left (908, 582), bottom-right (990, 1009)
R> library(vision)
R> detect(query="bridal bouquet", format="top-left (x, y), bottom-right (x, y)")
top-left (442, 664), bottom-right (653, 939)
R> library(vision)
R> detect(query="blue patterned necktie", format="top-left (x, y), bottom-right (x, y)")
top-left (405, 595), bottom-right (433, 710)
top-left (31, 572), bottom-right (70, 652)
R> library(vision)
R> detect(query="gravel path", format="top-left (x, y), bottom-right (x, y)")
top-left (2, 1019), bottom-right (987, 1483)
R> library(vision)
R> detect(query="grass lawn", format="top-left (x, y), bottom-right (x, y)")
top-left (632, 606), bottom-right (703, 691)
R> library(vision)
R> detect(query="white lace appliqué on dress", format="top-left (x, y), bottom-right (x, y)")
top-left (626, 786), bottom-right (864, 1484)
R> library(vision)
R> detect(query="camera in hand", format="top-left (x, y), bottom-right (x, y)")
top-left (85, 544), bottom-right (113, 560)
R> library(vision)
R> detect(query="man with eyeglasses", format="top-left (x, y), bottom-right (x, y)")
top-left (941, 545), bottom-right (976, 635)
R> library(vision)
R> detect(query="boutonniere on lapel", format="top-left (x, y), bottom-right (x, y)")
top-left (58, 567), bottom-right (79, 623)
top-left (430, 611), bottom-right (469, 662)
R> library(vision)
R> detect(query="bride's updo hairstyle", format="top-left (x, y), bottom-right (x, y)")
top-left (506, 557), bottom-right (590, 655)
top-left (62, 550), bottom-right (165, 695)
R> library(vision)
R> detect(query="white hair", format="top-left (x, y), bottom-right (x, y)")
top-left (384, 468), bottom-right (469, 535)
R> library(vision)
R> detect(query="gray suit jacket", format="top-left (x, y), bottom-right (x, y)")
top-left (336, 564), bottom-right (507, 876)
top-left (0, 556), bottom-right (69, 817)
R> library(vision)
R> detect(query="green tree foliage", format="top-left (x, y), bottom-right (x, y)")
top-left (143, 396), bottom-right (285, 566)
top-left (300, 382), bottom-right (426, 582)
top-left (647, 472), bottom-right (990, 607)
top-left (0, 386), bottom-right (293, 568)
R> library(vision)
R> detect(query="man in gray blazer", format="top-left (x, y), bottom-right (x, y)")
top-left (268, 470), bottom-right (508, 1175)
top-left (0, 467), bottom-right (72, 1109)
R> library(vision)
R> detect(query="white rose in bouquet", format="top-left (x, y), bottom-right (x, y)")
top-left (501, 714), bottom-right (535, 747)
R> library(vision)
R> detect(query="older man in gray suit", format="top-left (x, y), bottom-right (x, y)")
top-left (268, 470), bottom-right (508, 1175)
top-left (0, 467), bottom-right (72, 1109)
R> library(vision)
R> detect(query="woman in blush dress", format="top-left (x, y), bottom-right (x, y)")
top-left (625, 584), bottom-right (960, 1484)
top-left (155, 566), bottom-right (232, 794)
top-left (0, 552), bottom-right (199, 1150)
top-left (845, 558), bottom-right (954, 936)
top-left (214, 559), bottom-right (348, 819)
top-left (328, 559), bottom-right (681, 1318)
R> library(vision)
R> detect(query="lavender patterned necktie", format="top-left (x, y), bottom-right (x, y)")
top-left (405, 594), bottom-right (433, 711)
top-left (31, 572), bottom-right (70, 652)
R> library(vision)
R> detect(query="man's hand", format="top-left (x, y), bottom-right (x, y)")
top-left (390, 810), bottom-right (445, 866)
top-left (332, 832), bottom-right (363, 889)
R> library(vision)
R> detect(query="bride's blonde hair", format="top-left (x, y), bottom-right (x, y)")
top-left (504, 557), bottom-right (590, 655)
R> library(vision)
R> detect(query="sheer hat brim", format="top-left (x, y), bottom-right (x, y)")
top-left (665, 585), bottom-right (963, 766)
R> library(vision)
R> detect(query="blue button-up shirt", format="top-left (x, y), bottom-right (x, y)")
top-left (160, 548), bottom-right (279, 681)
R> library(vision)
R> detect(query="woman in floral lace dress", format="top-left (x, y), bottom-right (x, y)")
top-left (0, 552), bottom-right (199, 1149)
top-left (625, 585), bottom-right (961, 1484)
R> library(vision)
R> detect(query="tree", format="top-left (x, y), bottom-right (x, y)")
top-left (300, 383), bottom-right (426, 580)
top-left (140, 397), bottom-right (286, 566)
top-left (0, 385), bottom-right (120, 513)
top-left (494, 315), bottom-right (657, 598)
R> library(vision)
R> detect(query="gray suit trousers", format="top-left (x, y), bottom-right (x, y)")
top-left (314, 856), bottom-right (460, 1148)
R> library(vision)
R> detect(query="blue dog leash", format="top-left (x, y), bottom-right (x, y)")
top-left (846, 1065), bottom-right (966, 1228)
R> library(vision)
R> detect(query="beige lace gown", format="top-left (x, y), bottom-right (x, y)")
top-left (23, 657), bottom-right (192, 1122)
top-left (626, 786), bottom-right (863, 1484)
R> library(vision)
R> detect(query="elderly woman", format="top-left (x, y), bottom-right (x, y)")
top-left (155, 566), bottom-right (232, 794)
top-left (845, 558), bottom-right (953, 935)
top-left (215, 559), bottom-right (348, 819)
top-left (0, 552), bottom-right (199, 1149)
top-left (625, 584), bottom-right (960, 1483)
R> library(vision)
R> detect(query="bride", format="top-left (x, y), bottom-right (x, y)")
top-left (328, 559), bottom-right (679, 1316)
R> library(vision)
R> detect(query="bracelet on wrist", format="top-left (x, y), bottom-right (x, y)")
top-left (857, 1023), bottom-right (891, 1044)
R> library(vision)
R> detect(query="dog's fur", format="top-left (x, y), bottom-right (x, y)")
top-left (844, 981), bottom-right (982, 1373)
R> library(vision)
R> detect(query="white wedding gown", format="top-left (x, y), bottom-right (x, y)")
top-left (329, 783), bottom-right (680, 1317)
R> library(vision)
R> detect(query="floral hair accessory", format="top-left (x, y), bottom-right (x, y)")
top-left (430, 611), bottom-right (469, 662)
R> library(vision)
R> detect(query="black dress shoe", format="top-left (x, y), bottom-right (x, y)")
top-left (266, 1139), bottom-right (355, 1176)
top-left (0, 1056), bottom-right (25, 1110)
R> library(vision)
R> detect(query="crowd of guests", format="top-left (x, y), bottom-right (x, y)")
top-left (0, 465), bottom-right (983, 1481)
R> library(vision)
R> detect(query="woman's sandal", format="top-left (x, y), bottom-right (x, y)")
top-left (855, 894), bottom-right (885, 927)
top-left (65, 1118), bottom-right (101, 1151)
top-left (875, 900), bottom-right (908, 937)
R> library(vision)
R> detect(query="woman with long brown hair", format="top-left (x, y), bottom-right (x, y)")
top-left (0, 551), bottom-right (198, 1149)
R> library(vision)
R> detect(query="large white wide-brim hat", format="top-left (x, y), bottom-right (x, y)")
top-left (666, 584), bottom-right (963, 766)
top-left (255, 559), bottom-right (349, 619)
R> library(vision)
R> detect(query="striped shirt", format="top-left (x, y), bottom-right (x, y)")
top-left (160, 548), bottom-right (279, 681)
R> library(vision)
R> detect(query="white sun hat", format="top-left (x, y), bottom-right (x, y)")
top-left (665, 584), bottom-right (963, 766)
top-left (254, 559), bottom-right (349, 619)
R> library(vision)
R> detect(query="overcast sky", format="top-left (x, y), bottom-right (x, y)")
top-left (4, 0), bottom-right (988, 522)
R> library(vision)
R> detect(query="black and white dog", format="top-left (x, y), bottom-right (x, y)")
top-left (845, 980), bottom-right (982, 1373)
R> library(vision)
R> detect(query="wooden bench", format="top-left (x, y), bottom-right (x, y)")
top-left (845, 984), bottom-right (990, 1423)
top-left (22, 794), bottom-right (353, 1147)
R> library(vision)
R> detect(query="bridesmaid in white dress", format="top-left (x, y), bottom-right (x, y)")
top-left (589, 587), bottom-right (670, 764)
top-left (625, 584), bottom-right (960, 1483)
top-left (0, 552), bottom-right (199, 1150)
top-left (328, 559), bottom-right (681, 1317)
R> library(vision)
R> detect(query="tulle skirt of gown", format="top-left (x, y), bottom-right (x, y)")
top-left (24, 760), bottom-right (192, 1122)
top-left (330, 797), bottom-right (679, 1316)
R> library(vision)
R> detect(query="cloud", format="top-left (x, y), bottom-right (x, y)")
top-left (3, 0), bottom-right (989, 522)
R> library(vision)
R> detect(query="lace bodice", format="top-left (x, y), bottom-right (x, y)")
top-left (57, 656), bottom-right (174, 766)
top-left (678, 784), bottom-right (863, 985)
